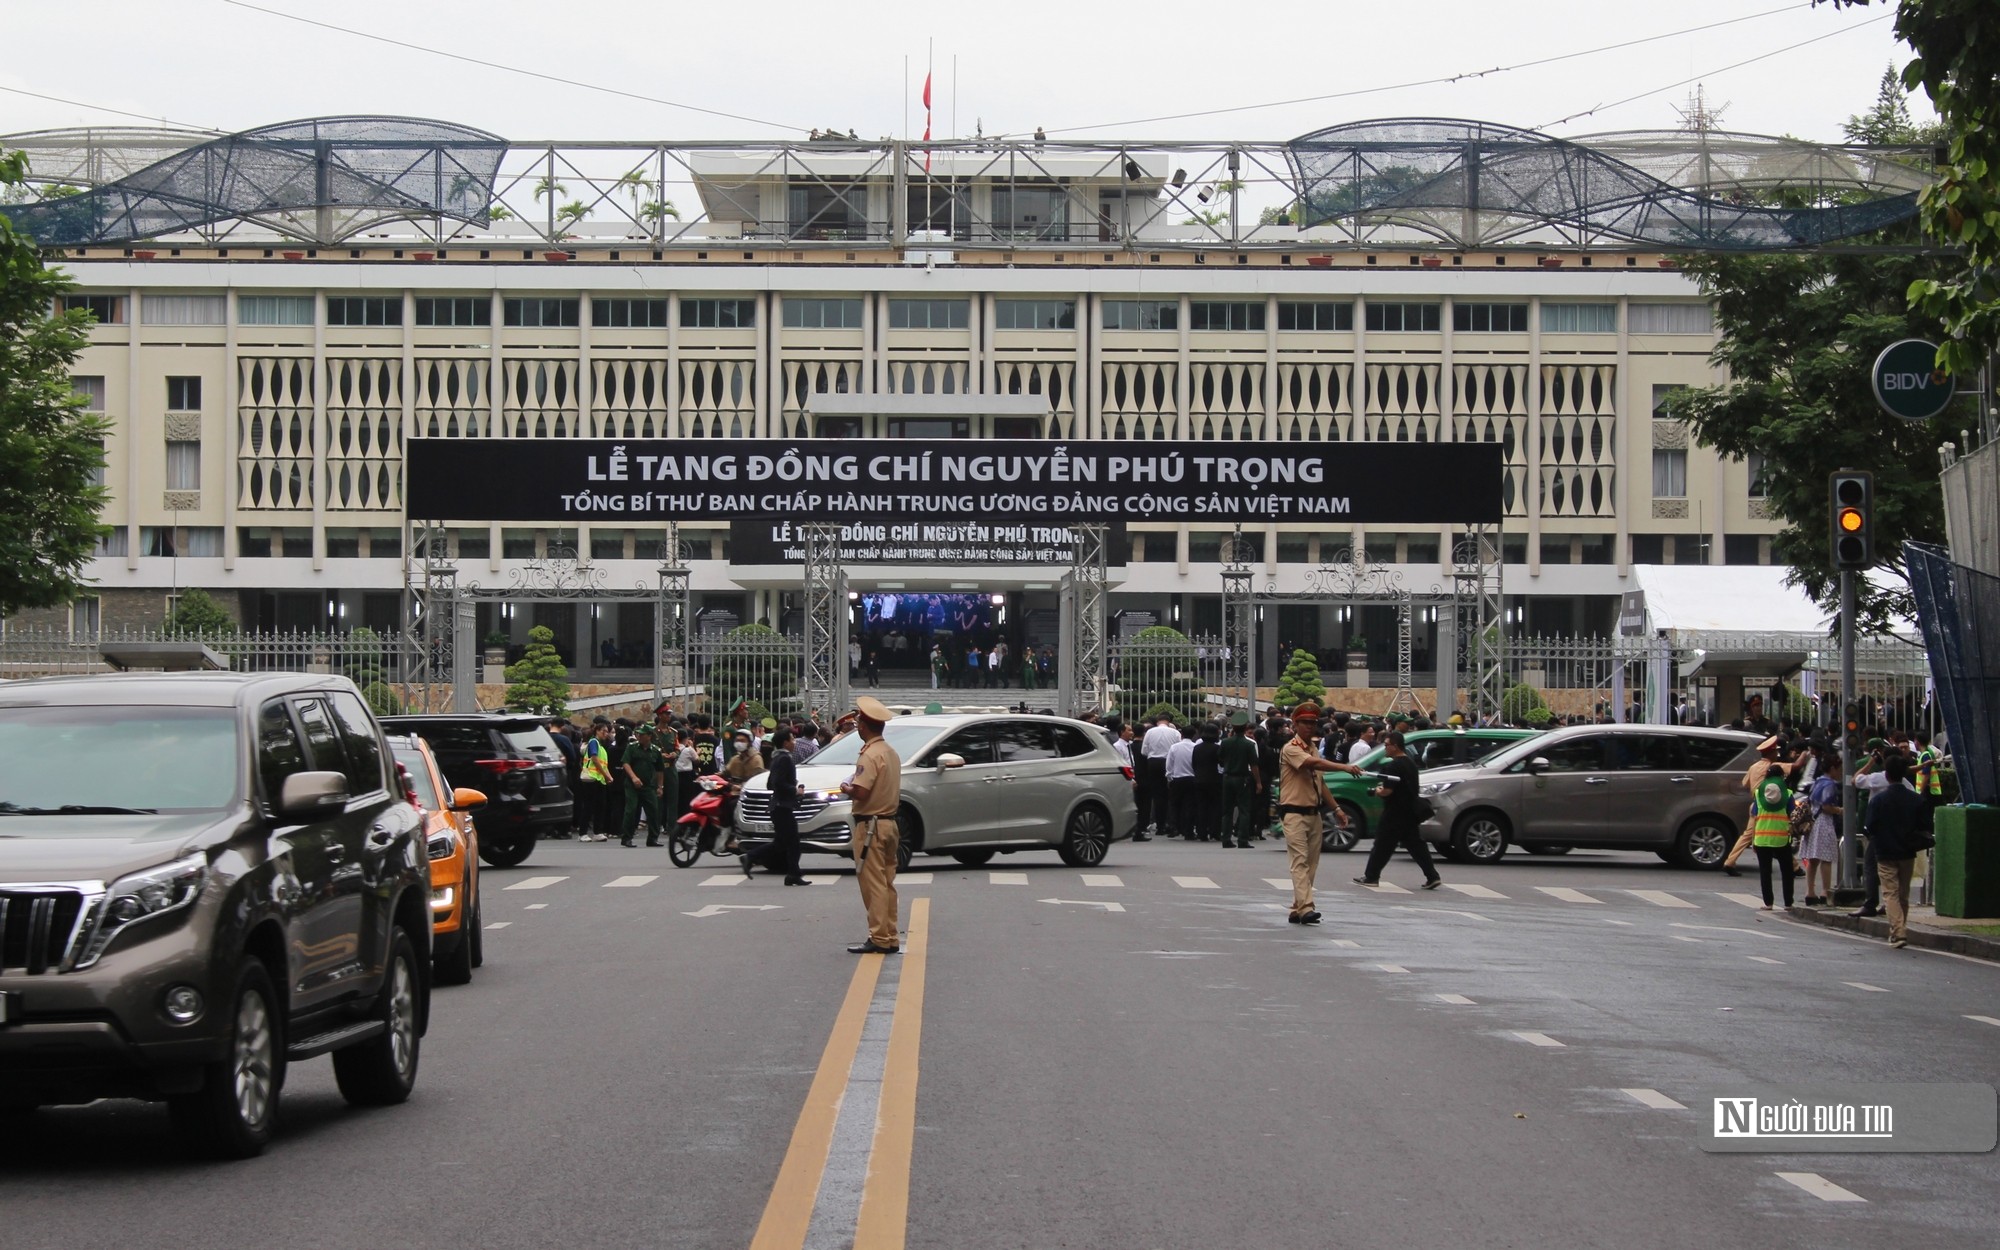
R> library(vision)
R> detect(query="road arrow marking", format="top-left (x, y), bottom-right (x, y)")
top-left (1039, 897), bottom-right (1126, 912)
top-left (681, 904), bottom-right (784, 917)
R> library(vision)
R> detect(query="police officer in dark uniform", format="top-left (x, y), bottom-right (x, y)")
top-left (619, 724), bottom-right (667, 847)
top-left (1217, 711), bottom-right (1263, 848)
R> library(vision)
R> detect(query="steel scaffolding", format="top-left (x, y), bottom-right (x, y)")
top-left (800, 522), bottom-right (847, 721)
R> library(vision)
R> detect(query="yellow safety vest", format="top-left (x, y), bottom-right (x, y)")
top-left (581, 738), bottom-right (612, 786)
top-left (1917, 749), bottom-right (1943, 797)
top-left (1751, 775), bottom-right (1793, 847)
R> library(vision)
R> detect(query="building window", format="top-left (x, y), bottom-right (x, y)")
top-left (1651, 384), bottom-right (1688, 420)
top-left (1502, 534), bottom-right (1528, 564)
top-left (1404, 534), bottom-right (1440, 563)
top-left (1629, 303), bottom-right (1714, 334)
top-left (142, 526), bottom-right (178, 557)
top-left (680, 298), bottom-right (757, 328)
top-left (1276, 302), bottom-right (1352, 331)
top-left (503, 298), bottom-right (581, 328)
top-left (281, 529), bottom-right (313, 559)
top-left (993, 299), bottom-right (1075, 330)
top-left (58, 294), bottom-right (124, 324)
top-left (1746, 452), bottom-right (1772, 498)
top-left (141, 294), bottom-right (226, 325)
top-left (166, 439), bottom-right (201, 490)
top-left (238, 295), bottom-right (316, 326)
top-left (783, 298), bottom-right (865, 329)
top-left (1189, 301), bottom-right (1266, 331)
top-left (73, 376), bottom-right (107, 410)
top-left (166, 376), bottom-right (202, 411)
top-left (455, 529), bottom-right (491, 559)
top-left (502, 529), bottom-right (539, 560)
top-left (327, 296), bottom-right (402, 326)
top-left (369, 528), bottom-right (402, 559)
top-left (1672, 535), bottom-right (1710, 565)
top-left (592, 298), bottom-right (669, 328)
top-left (414, 297), bottom-right (491, 327)
top-left (70, 595), bottom-right (101, 636)
top-left (788, 183), bottom-right (867, 238)
top-left (1102, 300), bottom-right (1177, 331)
top-left (1578, 534), bottom-right (1614, 565)
top-left (591, 530), bottom-right (627, 561)
top-left (887, 299), bottom-right (969, 330)
top-left (183, 527), bottom-right (222, 557)
top-left (1541, 303), bottom-right (1617, 333)
top-left (1723, 534), bottom-right (1764, 565)
top-left (1539, 535), bottom-right (1574, 565)
top-left (991, 184), bottom-right (1069, 241)
top-left (1453, 303), bottom-right (1528, 333)
top-left (1364, 302), bottom-right (1441, 332)
top-left (95, 528), bottom-right (129, 557)
top-left (1652, 449), bottom-right (1688, 498)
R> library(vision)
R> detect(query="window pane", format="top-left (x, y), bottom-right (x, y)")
top-left (1629, 303), bottom-right (1713, 334)
top-left (182, 527), bottom-right (222, 557)
top-left (327, 296), bottom-right (402, 327)
top-left (1102, 300), bottom-right (1176, 330)
top-left (328, 692), bottom-right (387, 795)
top-left (73, 376), bottom-right (106, 410)
top-left (926, 725), bottom-right (995, 766)
top-left (295, 697), bottom-right (350, 780)
top-left (1277, 302), bottom-right (1351, 331)
top-left (166, 376), bottom-right (202, 410)
top-left (258, 701), bottom-right (308, 803)
top-left (415, 297), bottom-right (490, 327)
top-left (1651, 449), bottom-right (1687, 498)
top-left (1537, 738), bottom-right (1606, 772)
top-left (1651, 383), bottom-right (1687, 419)
top-left (166, 440), bottom-right (201, 490)
top-left (238, 295), bottom-right (316, 326)
top-left (993, 721), bottom-right (1057, 762)
top-left (994, 299), bottom-right (1075, 330)
top-left (1542, 303), bottom-right (1617, 333)
top-left (142, 295), bottom-right (226, 325)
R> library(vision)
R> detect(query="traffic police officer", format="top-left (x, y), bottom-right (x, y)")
top-left (1217, 712), bottom-right (1262, 849)
top-left (620, 724), bottom-right (667, 847)
top-left (1275, 703), bottom-right (1363, 925)
top-left (841, 695), bottom-right (904, 954)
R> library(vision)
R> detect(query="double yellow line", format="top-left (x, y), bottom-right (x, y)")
top-left (750, 897), bottom-right (930, 1250)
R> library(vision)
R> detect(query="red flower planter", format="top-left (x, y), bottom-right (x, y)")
top-left (281, 250), bottom-right (305, 260)
top-left (1305, 255), bottom-right (1334, 268)
top-left (412, 251), bottom-right (436, 262)
top-left (131, 250), bottom-right (157, 260)
top-left (544, 251), bottom-right (572, 262)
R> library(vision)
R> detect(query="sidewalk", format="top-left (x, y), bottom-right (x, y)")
top-left (1786, 901), bottom-right (2000, 962)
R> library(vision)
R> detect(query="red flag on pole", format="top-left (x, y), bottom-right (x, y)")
top-left (922, 72), bottom-right (933, 171)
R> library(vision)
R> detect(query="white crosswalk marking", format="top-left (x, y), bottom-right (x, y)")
top-left (1265, 878), bottom-right (1293, 890)
top-left (1717, 892), bottom-right (1766, 909)
top-left (1622, 1088), bottom-right (1687, 1110)
top-left (483, 921), bottom-right (512, 929)
top-left (1363, 880), bottom-right (1413, 894)
top-left (1672, 935), bottom-right (1705, 943)
top-left (699, 874), bottom-right (745, 887)
top-left (1843, 981), bottom-right (1889, 993)
top-left (1376, 964), bottom-right (1409, 974)
top-left (503, 876), bottom-right (567, 890)
top-left (1330, 939), bottom-right (1360, 949)
top-left (1747, 955), bottom-right (1785, 965)
top-left (1536, 886), bottom-right (1600, 904)
top-left (1442, 882), bottom-right (1507, 900)
top-left (1079, 874), bottom-right (1123, 888)
top-left (604, 875), bottom-right (657, 888)
top-left (1966, 1015), bottom-right (2000, 1027)
top-left (805, 875), bottom-right (841, 884)
top-left (1437, 993), bottom-right (1475, 1005)
top-left (1776, 1172), bottom-right (1866, 1203)
top-left (1628, 889), bottom-right (1699, 909)
top-left (1512, 1031), bottom-right (1565, 1048)
top-left (1172, 876), bottom-right (1219, 890)
top-left (990, 872), bottom-right (1029, 885)
top-left (898, 873), bottom-right (933, 885)
top-left (524, 903), bottom-right (547, 910)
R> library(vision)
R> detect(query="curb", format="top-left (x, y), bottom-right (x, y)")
top-left (1784, 905), bottom-right (2000, 962)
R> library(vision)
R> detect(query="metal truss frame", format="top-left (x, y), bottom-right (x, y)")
top-left (1451, 525), bottom-right (1505, 724)
top-left (1061, 523), bottom-right (1111, 716)
top-left (800, 522), bottom-right (847, 721)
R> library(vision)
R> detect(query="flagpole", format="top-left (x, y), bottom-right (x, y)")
top-left (925, 38), bottom-right (934, 229)
top-left (951, 54), bottom-right (958, 241)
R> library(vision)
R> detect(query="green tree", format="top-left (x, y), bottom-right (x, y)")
top-left (1274, 648), bottom-right (1327, 709)
top-left (0, 151), bottom-right (109, 616)
top-left (504, 624), bottom-right (570, 716)
top-left (1824, 1), bottom-right (2000, 374)
top-left (1258, 201), bottom-right (1300, 227)
top-left (1501, 682), bottom-right (1547, 726)
top-left (164, 588), bottom-right (236, 637)
top-left (344, 625), bottom-right (404, 715)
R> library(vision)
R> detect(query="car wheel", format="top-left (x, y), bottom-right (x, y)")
top-left (1323, 801), bottom-right (1365, 853)
top-left (1523, 843), bottom-right (1573, 856)
top-left (1656, 850), bottom-right (1677, 863)
top-left (894, 806), bottom-right (922, 873)
top-left (332, 927), bottom-right (422, 1107)
top-left (667, 823), bottom-right (702, 868)
top-left (1058, 805), bottom-right (1113, 867)
top-left (1673, 816), bottom-right (1736, 870)
top-left (1450, 811), bottom-right (1510, 865)
top-left (467, 873), bottom-right (484, 969)
top-left (169, 959), bottom-right (282, 1159)
top-left (479, 836), bottom-right (535, 869)
top-left (434, 906), bottom-right (474, 987)
top-left (950, 850), bottom-right (996, 866)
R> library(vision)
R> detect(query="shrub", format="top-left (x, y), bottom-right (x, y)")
top-left (1501, 681), bottom-right (1547, 725)
top-left (1274, 648), bottom-right (1327, 709)
top-left (1114, 626), bottom-right (1203, 721)
top-left (361, 680), bottom-right (405, 717)
top-left (504, 625), bottom-right (570, 716)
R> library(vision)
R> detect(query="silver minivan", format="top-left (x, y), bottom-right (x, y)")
top-left (735, 714), bottom-right (1137, 870)
top-left (1415, 724), bottom-right (1763, 868)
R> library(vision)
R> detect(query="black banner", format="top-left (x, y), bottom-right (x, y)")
top-left (406, 438), bottom-right (1504, 524)
top-left (730, 519), bottom-right (1127, 565)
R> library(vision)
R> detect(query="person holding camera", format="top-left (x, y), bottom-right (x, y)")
top-left (1353, 731), bottom-right (1442, 891)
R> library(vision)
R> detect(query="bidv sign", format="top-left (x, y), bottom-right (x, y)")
top-left (1871, 339), bottom-right (1954, 422)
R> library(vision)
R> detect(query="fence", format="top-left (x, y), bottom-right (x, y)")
top-left (1107, 633), bottom-right (1234, 719)
top-left (686, 630), bottom-right (806, 720)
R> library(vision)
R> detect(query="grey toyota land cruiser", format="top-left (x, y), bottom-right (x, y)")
top-left (0, 672), bottom-right (430, 1157)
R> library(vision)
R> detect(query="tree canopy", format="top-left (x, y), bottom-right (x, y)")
top-left (0, 151), bottom-right (109, 617)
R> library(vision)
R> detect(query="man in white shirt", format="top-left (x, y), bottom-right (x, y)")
top-left (1165, 728), bottom-right (1198, 840)
top-left (1138, 713), bottom-right (1181, 839)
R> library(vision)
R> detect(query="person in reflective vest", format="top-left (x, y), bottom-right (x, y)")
top-left (1750, 764), bottom-right (1797, 910)
top-left (576, 718), bottom-right (615, 841)
top-left (1914, 733), bottom-right (1944, 830)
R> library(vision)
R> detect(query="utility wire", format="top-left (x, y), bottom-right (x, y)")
top-left (0, 83), bottom-right (214, 132)
top-left (1047, 1), bottom-right (1818, 134)
top-left (1541, 12), bottom-right (1892, 129)
top-left (218, 0), bottom-right (810, 134)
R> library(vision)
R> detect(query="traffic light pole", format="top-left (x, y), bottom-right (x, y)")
top-left (1838, 568), bottom-right (1861, 896)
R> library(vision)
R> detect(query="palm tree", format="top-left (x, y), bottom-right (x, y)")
top-left (640, 199), bottom-right (680, 225)
top-left (555, 200), bottom-right (588, 237)
top-left (487, 202), bottom-right (514, 221)
top-left (533, 176), bottom-right (568, 204)
top-left (614, 169), bottom-right (649, 217)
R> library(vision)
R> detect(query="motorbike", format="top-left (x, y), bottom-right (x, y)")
top-left (669, 774), bottom-right (736, 868)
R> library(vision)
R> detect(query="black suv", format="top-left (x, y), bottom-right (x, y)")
top-left (381, 714), bottom-right (572, 868)
top-left (0, 673), bottom-right (430, 1158)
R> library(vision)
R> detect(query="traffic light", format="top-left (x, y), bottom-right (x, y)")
top-left (1830, 470), bottom-right (1874, 569)
top-left (1844, 700), bottom-right (1866, 761)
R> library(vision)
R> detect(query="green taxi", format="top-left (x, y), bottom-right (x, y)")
top-left (1321, 727), bottom-right (1541, 851)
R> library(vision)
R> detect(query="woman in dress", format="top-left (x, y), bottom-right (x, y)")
top-left (1800, 751), bottom-right (1842, 906)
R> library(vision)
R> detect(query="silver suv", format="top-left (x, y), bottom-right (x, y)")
top-left (1416, 724), bottom-right (1763, 868)
top-left (736, 714), bottom-right (1137, 870)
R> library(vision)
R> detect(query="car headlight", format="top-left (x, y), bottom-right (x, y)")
top-left (77, 852), bottom-right (208, 968)
top-left (427, 830), bottom-right (461, 861)
top-left (813, 789), bottom-right (846, 802)
top-left (1418, 782), bottom-right (1455, 798)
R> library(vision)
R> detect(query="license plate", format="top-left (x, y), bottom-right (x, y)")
top-left (540, 768), bottom-right (562, 786)
top-left (0, 990), bottom-right (17, 1026)
top-left (738, 818), bottom-right (772, 833)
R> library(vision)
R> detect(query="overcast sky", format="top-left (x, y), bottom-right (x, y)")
top-left (3, 0), bottom-right (1923, 146)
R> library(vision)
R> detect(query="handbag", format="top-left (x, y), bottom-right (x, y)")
top-left (1411, 796), bottom-right (1437, 823)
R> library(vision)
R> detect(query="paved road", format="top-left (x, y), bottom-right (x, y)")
top-left (6, 837), bottom-right (1997, 1249)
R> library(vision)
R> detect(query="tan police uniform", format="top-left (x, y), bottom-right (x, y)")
top-left (1277, 735), bottom-right (1325, 919)
top-left (850, 698), bottom-right (904, 950)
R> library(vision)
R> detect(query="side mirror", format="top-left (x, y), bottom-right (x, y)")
top-left (935, 753), bottom-right (966, 769)
top-left (449, 787), bottom-right (488, 812)
top-left (1526, 756), bottom-right (1552, 775)
top-left (279, 770), bottom-right (349, 819)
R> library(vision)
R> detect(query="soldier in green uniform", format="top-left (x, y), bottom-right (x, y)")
top-left (620, 724), bottom-right (667, 848)
top-left (1217, 712), bottom-right (1263, 849)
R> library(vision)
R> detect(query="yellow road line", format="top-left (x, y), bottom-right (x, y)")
top-left (749, 952), bottom-right (885, 1250)
top-left (855, 897), bottom-right (930, 1250)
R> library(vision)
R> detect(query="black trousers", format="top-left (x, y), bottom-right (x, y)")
top-left (1754, 844), bottom-right (1796, 907)
top-left (577, 780), bottom-right (612, 837)
top-left (1194, 784), bottom-right (1222, 841)
top-left (1363, 818), bottom-right (1439, 883)
top-left (1142, 758), bottom-right (1169, 831)
top-left (1167, 777), bottom-right (1196, 838)
top-left (750, 804), bottom-right (802, 878)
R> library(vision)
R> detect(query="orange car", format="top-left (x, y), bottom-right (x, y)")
top-left (390, 734), bottom-right (488, 985)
